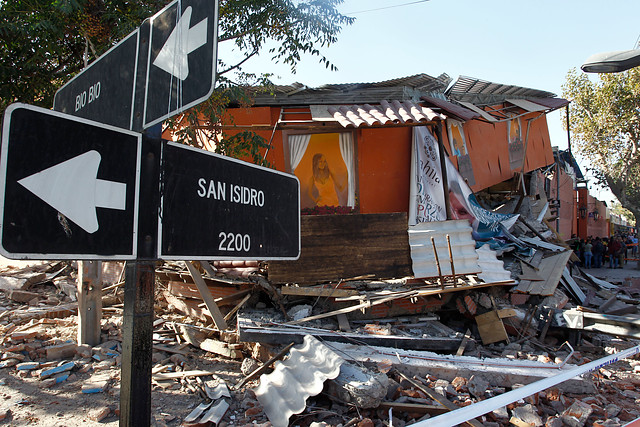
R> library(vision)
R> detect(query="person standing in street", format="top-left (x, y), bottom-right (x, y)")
top-left (592, 237), bottom-right (604, 268)
top-left (583, 238), bottom-right (593, 268)
top-left (609, 236), bottom-right (622, 269)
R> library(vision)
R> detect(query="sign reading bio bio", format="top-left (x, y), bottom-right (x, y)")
top-left (53, 0), bottom-right (218, 132)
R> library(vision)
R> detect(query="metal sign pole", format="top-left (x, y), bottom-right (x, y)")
top-left (120, 134), bottom-right (161, 427)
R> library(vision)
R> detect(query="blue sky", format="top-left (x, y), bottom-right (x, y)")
top-left (218, 0), bottom-right (640, 203)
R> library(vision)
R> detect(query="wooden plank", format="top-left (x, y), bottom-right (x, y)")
top-left (394, 371), bottom-right (483, 427)
top-left (560, 268), bottom-right (587, 305)
top-left (475, 311), bottom-right (508, 345)
top-left (238, 316), bottom-right (461, 351)
top-left (526, 251), bottom-right (572, 296)
top-left (167, 281), bottom-right (252, 302)
top-left (267, 213), bottom-right (412, 284)
top-left (200, 338), bottom-right (242, 359)
top-left (235, 342), bottom-right (295, 390)
top-left (281, 286), bottom-right (359, 298)
top-left (153, 370), bottom-right (215, 380)
top-left (336, 314), bottom-right (351, 332)
top-left (185, 262), bottom-right (228, 330)
top-left (223, 293), bottom-right (251, 322)
top-left (378, 402), bottom-right (448, 416)
top-left (456, 329), bottom-right (472, 356)
top-left (518, 263), bottom-right (544, 281)
top-left (77, 261), bottom-right (102, 347)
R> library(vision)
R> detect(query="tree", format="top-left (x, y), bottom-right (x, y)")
top-left (610, 201), bottom-right (636, 226)
top-left (1, 0), bottom-right (354, 164)
top-left (562, 67), bottom-right (640, 228)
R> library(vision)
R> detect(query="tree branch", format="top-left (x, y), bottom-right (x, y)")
top-left (218, 49), bottom-right (259, 76)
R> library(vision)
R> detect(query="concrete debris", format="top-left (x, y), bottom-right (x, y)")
top-left (326, 362), bottom-right (389, 408)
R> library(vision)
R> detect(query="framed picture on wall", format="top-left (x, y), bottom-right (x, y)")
top-left (287, 132), bottom-right (356, 210)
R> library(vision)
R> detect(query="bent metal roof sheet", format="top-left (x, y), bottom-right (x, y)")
top-left (309, 100), bottom-right (446, 128)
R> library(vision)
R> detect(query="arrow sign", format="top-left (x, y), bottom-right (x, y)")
top-left (144, 0), bottom-right (218, 128)
top-left (0, 104), bottom-right (141, 260)
top-left (53, 0), bottom-right (218, 132)
top-left (153, 6), bottom-right (208, 80)
top-left (18, 151), bottom-right (127, 234)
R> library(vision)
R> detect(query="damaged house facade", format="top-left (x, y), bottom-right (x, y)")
top-left (198, 74), bottom-right (570, 285)
top-left (146, 73), bottom-right (640, 425)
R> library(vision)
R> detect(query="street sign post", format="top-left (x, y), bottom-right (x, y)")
top-left (0, 104), bottom-right (142, 260)
top-left (53, 0), bottom-right (218, 132)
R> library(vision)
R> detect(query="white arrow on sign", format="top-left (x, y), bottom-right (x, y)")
top-left (153, 6), bottom-right (208, 81)
top-left (17, 150), bottom-right (127, 234)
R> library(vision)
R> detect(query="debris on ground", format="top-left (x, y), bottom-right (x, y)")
top-left (0, 196), bottom-right (640, 426)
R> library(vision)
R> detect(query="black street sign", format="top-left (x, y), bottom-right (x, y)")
top-left (144, 0), bottom-right (218, 128)
top-left (0, 104), bottom-right (142, 259)
top-left (159, 142), bottom-right (300, 260)
top-left (1, 104), bottom-right (300, 261)
top-left (53, 31), bottom-right (141, 130)
top-left (53, 0), bottom-right (218, 132)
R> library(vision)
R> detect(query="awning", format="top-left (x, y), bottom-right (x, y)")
top-left (529, 97), bottom-right (570, 111)
top-left (506, 98), bottom-right (548, 112)
top-left (310, 100), bottom-right (446, 128)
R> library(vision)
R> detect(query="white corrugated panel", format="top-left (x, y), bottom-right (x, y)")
top-left (409, 220), bottom-right (480, 279)
top-left (254, 335), bottom-right (344, 427)
top-left (476, 244), bottom-right (512, 283)
top-left (310, 100), bottom-right (446, 128)
top-left (506, 98), bottom-right (548, 112)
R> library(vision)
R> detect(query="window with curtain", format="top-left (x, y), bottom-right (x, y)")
top-left (287, 132), bottom-right (356, 211)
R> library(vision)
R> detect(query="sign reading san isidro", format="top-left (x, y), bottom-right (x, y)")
top-left (159, 142), bottom-right (300, 260)
top-left (0, 104), bottom-right (301, 261)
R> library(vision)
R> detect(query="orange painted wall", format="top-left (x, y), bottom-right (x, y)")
top-left (218, 106), bottom-right (555, 215)
top-left (357, 127), bottom-right (412, 213)
top-left (576, 188), bottom-right (608, 239)
top-left (441, 113), bottom-right (555, 192)
top-left (548, 164), bottom-right (577, 240)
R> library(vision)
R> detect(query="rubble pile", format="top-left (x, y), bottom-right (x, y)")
top-left (0, 204), bottom-right (639, 426)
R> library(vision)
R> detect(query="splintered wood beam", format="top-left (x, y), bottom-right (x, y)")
top-left (185, 261), bottom-right (228, 330)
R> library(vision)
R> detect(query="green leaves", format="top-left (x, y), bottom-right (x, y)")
top-left (563, 67), bottom-right (640, 220)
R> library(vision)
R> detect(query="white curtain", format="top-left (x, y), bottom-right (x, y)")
top-left (338, 133), bottom-right (356, 207)
top-left (288, 134), bottom-right (311, 171)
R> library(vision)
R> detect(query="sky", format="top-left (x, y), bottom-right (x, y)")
top-left (217, 0), bottom-right (640, 205)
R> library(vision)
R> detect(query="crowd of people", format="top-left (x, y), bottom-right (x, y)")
top-left (569, 233), bottom-right (638, 269)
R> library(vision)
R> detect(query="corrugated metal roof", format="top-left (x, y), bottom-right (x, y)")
top-left (421, 95), bottom-right (480, 122)
top-left (530, 97), bottom-right (570, 111)
top-left (446, 76), bottom-right (556, 105)
top-left (252, 73), bottom-right (451, 106)
top-left (254, 335), bottom-right (344, 427)
top-left (309, 100), bottom-right (445, 128)
top-left (456, 101), bottom-right (499, 122)
top-left (476, 245), bottom-right (512, 283)
top-left (408, 220), bottom-right (480, 279)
